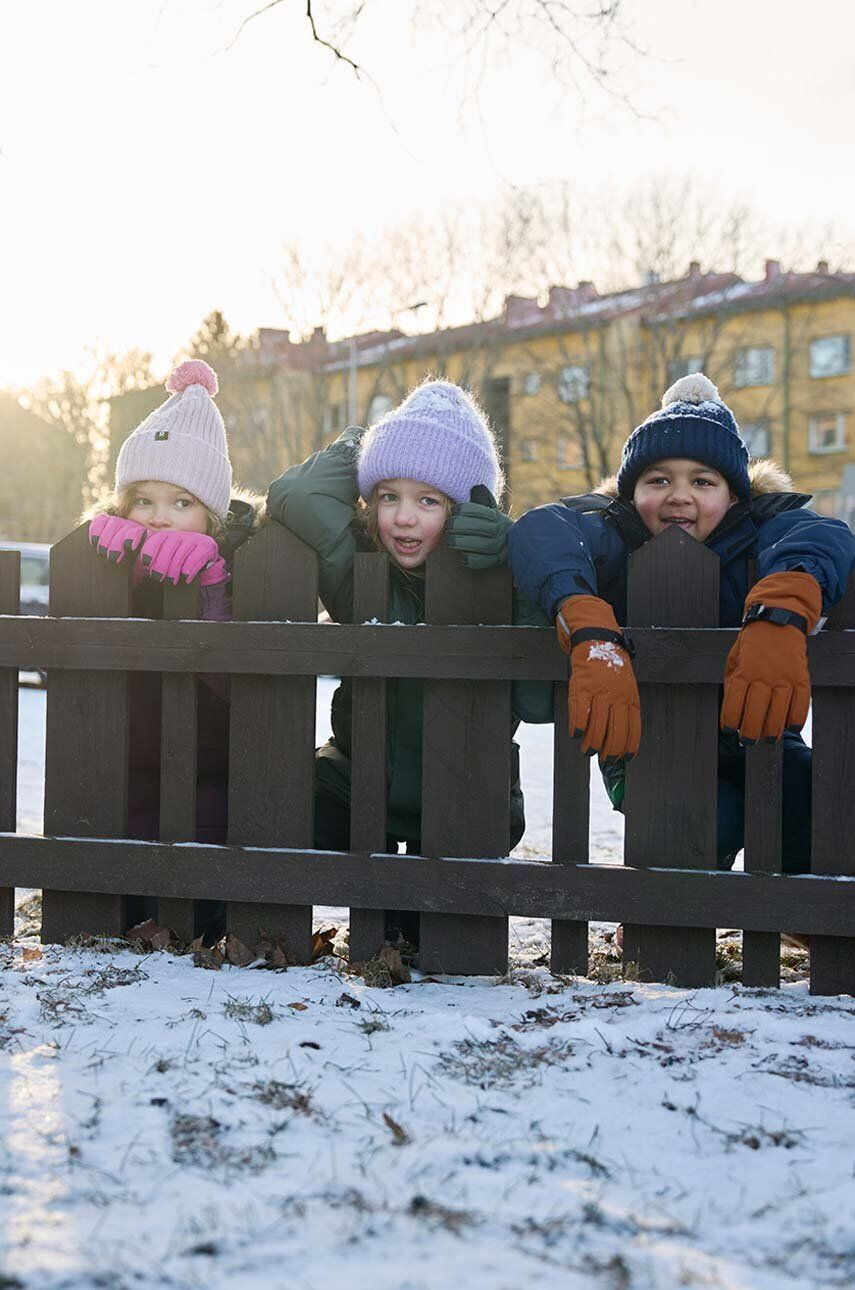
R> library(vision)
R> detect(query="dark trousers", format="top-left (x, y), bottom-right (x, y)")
top-left (313, 780), bottom-right (526, 946)
top-left (313, 781), bottom-right (421, 944)
top-left (716, 731), bottom-right (811, 874)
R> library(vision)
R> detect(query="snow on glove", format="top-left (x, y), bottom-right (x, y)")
top-left (445, 485), bottom-right (512, 570)
top-left (720, 571), bottom-right (822, 744)
top-left (138, 530), bottom-right (225, 586)
top-left (89, 514), bottom-right (148, 563)
top-left (556, 595), bottom-right (641, 762)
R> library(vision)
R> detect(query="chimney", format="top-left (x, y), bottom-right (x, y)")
top-left (817, 259), bottom-right (830, 274)
top-left (504, 294), bottom-right (541, 328)
top-left (688, 260), bottom-right (701, 279)
top-left (765, 259), bottom-right (781, 282)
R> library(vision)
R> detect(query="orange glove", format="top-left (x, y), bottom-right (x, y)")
top-left (556, 595), bottom-right (641, 761)
top-left (720, 571), bottom-right (822, 744)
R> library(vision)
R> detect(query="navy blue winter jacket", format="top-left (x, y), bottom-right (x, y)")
top-left (509, 462), bottom-right (854, 627)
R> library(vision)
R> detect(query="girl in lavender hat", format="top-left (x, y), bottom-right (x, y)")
top-left (267, 378), bottom-right (551, 952)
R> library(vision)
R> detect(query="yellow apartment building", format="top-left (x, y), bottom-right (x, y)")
top-left (108, 260), bottom-right (855, 525)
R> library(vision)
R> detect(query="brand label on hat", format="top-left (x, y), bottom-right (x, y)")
top-left (154, 430), bottom-right (170, 441)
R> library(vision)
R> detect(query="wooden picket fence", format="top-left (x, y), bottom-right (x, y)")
top-left (0, 520), bottom-right (854, 994)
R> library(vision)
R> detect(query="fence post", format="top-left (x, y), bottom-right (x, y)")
top-left (622, 525), bottom-right (719, 987)
top-left (348, 553), bottom-right (391, 961)
top-left (550, 680), bottom-right (590, 974)
top-left (157, 580), bottom-right (200, 942)
top-left (419, 546), bottom-right (511, 976)
top-left (227, 524), bottom-right (316, 959)
top-left (0, 551), bottom-right (19, 937)
top-left (42, 525), bottom-right (130, 942)
top-left (810, 573), bottom-right (855, 995)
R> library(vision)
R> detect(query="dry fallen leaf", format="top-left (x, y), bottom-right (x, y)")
top-left (311, 926), bottom-right (338, 961)
top-left (377, 943), bottom-right (411, 985)
top-left (288, 1002), bottom-right (308, 1011)
top-left (383, 1111), bottom-right (410, 1146)
top-left (125, 919), bottom-right (161, 943)
top-left (22, 946), bottom-right (42, 962)
top-left (192, 946), bottom-right (224, 971)
top-left (224, 934), bottom-right (255, 967)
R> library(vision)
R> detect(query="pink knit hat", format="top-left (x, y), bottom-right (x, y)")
top-left (115, 360), bottom-right (232, 519)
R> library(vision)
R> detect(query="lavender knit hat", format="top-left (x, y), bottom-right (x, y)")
top-left (357, 379), bottom-right (503, 503)
top-left (115, 360), bottom-right (232, 519)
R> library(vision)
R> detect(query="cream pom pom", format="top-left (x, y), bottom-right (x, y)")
top-left (661, 372), bottom-right (720, 408)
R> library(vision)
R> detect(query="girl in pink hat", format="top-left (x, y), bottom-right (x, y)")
top-left (87, 359), bottom-right (263, 939)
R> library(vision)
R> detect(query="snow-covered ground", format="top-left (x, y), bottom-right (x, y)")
top-left (4, 687), bottom-right (848, 1290)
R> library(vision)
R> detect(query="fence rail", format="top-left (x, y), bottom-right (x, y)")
top-left (0, 520), bottom-right (853, 994)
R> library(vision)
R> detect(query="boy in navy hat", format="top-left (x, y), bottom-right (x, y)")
top-left (509, 373), bottom-right (855, 872)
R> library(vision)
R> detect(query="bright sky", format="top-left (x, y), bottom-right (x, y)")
top-left (1, 0), bottom-right (853, 387)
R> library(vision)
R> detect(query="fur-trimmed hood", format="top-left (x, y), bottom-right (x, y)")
top-left (593, 458), bottom-right (796, 501)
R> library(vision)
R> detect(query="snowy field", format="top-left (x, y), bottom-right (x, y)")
top-left (4, 687), bottom-right (852, 1290)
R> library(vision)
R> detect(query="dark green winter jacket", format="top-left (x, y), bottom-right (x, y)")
top-left (267, 426), bottom-right (552, 845)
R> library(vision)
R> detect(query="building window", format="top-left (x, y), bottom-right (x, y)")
top-left (741, 420), bottom-right (771, 457)
top-left (557, 434), bottom-right (583, 470)
top-left (367, 394), bottom-right (394, 425)
top-left (810, 335), bottom-right (851, 379)
top-left (809, 413), bottom-right (847, 454)
top-left (734, 346), bottom-right (775, 388)
top-left (324, 401), bottom-right (346, 435)
top-left (519, 438), bottom-right (538, 462)
top-left (557, 365), bottom-right (589, 403)
top-left (667, 355), bottom-right (703, 384)
top-left (522, 372), bottom-right (541, 396)
top-left (812, 489), bottom-right (841, 518)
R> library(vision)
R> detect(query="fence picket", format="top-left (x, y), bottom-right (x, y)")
top-left (42, 525), bottom-right (130, 942)
top-left (810, 574), bottom-right (855, 995)
top-left (348, 553), bottom-right (391, 961)
top-left (157, 580), bottom-right (200, 942)
top-left (420, 547), bottom-right (511, 976)
top-left (0, 551), bottom-right (19, 936)
top-left (742, 744), bottom-right (783, 986)
top-left (623, 526), bottom-right (719, 987)
top-left (550, 680), bottom-right (590, 974)
top-left (227, 525), bottom-right (316, 959)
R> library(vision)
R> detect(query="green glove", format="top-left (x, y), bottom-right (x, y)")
top-left (445, 485), bottom-right (512, 570)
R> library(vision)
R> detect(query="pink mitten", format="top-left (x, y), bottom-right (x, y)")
top-left (139, 530), bottom-right (221, 585)
top-left (89, 514), bottom-right (148, 563)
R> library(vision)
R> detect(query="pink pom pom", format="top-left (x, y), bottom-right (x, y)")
top-left (166, 359), bottom-right (218, 397)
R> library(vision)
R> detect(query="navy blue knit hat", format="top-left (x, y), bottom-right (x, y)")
top-left (616, 373), bottom-right (751, 501)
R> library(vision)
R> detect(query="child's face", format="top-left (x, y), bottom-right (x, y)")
top-left (632, 458), bottom-right (737, 542)
top-left (125, 480), bottom-right (209, 533)
top-left (374, 478), bottom-right (449, 569)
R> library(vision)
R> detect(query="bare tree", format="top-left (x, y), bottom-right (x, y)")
top-left (230, 0), bottom-right (643, 109)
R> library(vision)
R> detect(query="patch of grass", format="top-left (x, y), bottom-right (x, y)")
top-left (170, 1112), bottom-right (275, 1172)
top-left (438, 1032), bottom-right (576, 1089)
top-left (408, 1193), bottom-right (478, 1233)
top-left (223, 995), bottom-right (277, 1026)
top-left (357, 1012), bottom-right (391, 1035)
top-left (252, 1080), bottom-right (314, 1116)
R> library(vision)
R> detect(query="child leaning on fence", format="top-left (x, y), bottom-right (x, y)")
top-left (87, 359), bottom-right (263, 937)
top-left (509, 373), bottom-right (855, 874)
top-left (267, 379), bottom-right (549, 924)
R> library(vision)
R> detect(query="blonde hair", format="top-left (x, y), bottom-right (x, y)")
top-left (360, 483), bottom-right (452, 556)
